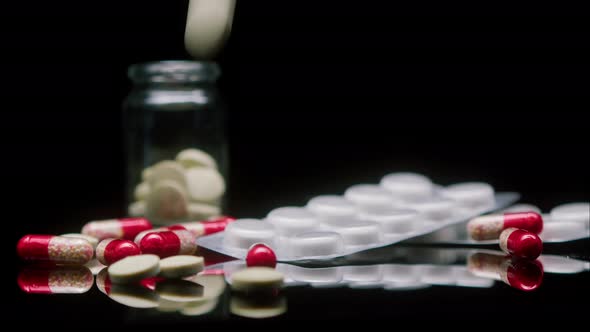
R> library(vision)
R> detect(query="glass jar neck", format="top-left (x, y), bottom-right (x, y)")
top-left (128, 61), bottom-right (221, 86)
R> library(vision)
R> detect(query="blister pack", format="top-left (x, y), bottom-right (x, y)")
top-left (197, 172), bottom-right (520, 262)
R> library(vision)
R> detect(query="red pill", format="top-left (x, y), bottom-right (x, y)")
top-left (246, 243), bottom-right (277, 268)
top-left (17, 235), bottom-right (94, 265)
top-left (82, 217), bottom-right (152, 241)
top-left (499, 228), bottom-right (543, 259)
top-left (139, 230), bottom-right (196, 258)
top-left (18, 266), bottom-right (93, 294)
top-left (468, 252), bottom-right (544, 291)
top-left (467, 212), bottom-right (543, 240)
top-left (95, 239), bottom-right (142, 265)
top-left (133, 216), bottom-right (235, 244)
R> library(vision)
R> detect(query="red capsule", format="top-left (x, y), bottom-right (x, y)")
top-left (467, 212), bottom-right (543, 240)
top-left (499, 228), bottom-right (543, 259)
top-left (82, 217), bottom-right (152, 241)
top-left (95, 239), bottom-right (141, 265)
top-left (139, 230), bottom-right (196, 258)
top-left (17, 235), bottom-right (94, 265)
top-left (18, 266), bottom-right (93, 294)
top-left (133, 216), bottom-right (236, 244)
top-left (468, 252), bottom-right (544, 291)
top-left (246, 243), bottom-right (277, 268)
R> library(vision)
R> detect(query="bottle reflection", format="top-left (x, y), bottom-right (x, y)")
top-left (18, 266), bottom-right (93, 294)
top-left (467, 252), bottom-right (544, 291)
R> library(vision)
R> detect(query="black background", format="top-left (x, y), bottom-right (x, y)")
top-left (4, 1), bottom-right (589, 323)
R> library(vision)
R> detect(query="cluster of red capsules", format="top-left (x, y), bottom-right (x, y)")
top-left (467, 211), bottom-right (544, 291)
top-left (17, 216), bottom-right (236, 293)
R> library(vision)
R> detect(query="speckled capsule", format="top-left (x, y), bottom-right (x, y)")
top-left (139, 230), bottom-right (196, 258)
top-left (18, 266), bottom-right (93, 294)
top-left (133, 216), bottom-right (236, 244)
top-left (95, 239), bottom-right (142, 265)
top-left (468, 252), bottom-right (544, 291)
top-left (499, 228), bottom-right (543, 259)
top-left (82, 217), bottom-right (152, 241)
top-left (467, 212), bottom-right (543, 241)
top-left (17, 235), bottom-right (94, 265)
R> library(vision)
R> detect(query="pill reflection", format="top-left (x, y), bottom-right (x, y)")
top-left (230, 292), bottom-right (287, 319)
top-left (467, 252), bottom-right (544, 291)
top-left (18, 265), bottom-right (93, 294)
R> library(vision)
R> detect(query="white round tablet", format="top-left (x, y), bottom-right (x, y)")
top-left (185, 167), bottom-right (226, 202)
top-left (146, 180), bottom-right (189, 223)
top-left (230, 267), bottom-right (284, 291)
top-left (176, 148), bottom-right (217, 169)
top-left (266, 207), bottom-right (319, 236)
top-left (159, 255), bottom-right (204, 279)
top-left (550, 202), bottom-right (589, 224)
top-left (306, 195), bottom-right (358, 223)
top-left (379, 172), bottom-right (433, 201)
top-left (185, 0), bottom-right (236, 60)
top-left (108, 254), bottom-right (160, 284)
top-left (223, 219), bottom-right (276, 250)
top-left (155, 279), bottom-right (204, 302)
top-left (61, 233), bottom-right (99, 249)
top-left (288, 231), bottom-right (344, 258)
top-left (344, 184), bottom-right (395, 208)
top-left (324, 219), bottom-right (382, 247)
top-left (440, 182), bottom-right (495, 211)
top-left (187, 274), bottom-right (227, 299)
top-left (147, 160), bottom-right (187, 188)
top-left (358, 207), bottom-right (418, 234)
top-left (406, 197), bottom-right (456, 221)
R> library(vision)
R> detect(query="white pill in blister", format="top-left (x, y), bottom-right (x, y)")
top-left (185, 168), bottom-right (225, 202)
top-left (128, 201), bottom-right (146, 217)
top-left (230, 267), bottom-right (284, 291)
top-left (420, 266), bottom-right (457, 285)
top-left (159, 255), bottom-right (204, 279)
top-left (440, 182), bottom-right (495, 211)
top-left (344, 184), bottom-right (395, 208)
top-left (540, 222), bottom-right (588, 241)
top-left (502, 203), bottom-right (542, 214)
top-left (406, 197), bottom-right (456, 221)
top-left (147, 160), bottom-right (187, 188)
top-left (134, 182), bottom-right (150, 201)
top-left (306, 195), bottom-right (358, 223)
top-left (342, 265), bottom-right (383, 282)
top-left (550, 202), bottom-right (589, 225)
top-left (146, 180), bottom-right (189, 223)
top-left (288, 266), bottom-right (343, 284)
top-left (288, 231), bottom-right (344, 258)
top-left (223, 219), bottom-right (276, 250)
top-left (379, 172), bottom-right (433, 201)
top-left (325, 219), bottom-right (382, 247)
top-left (185, 0), bottom-right (236, 60)
top-left (381, 264), bottom-right (421, 283)
top-left (176, 148), bottom-right (217, 169)
top-left (108, 254), bottom-right (160, 284)
top-left (266, 207), bottom-right (319, 236)
top-left (358, 207), bottom-right (418, 234)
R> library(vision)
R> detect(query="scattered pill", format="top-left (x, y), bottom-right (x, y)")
top-left (176, 148), bottom-right (217, 169)
top-left (230, 267), bottom-right (284, 291)
top-left (379, 172), bottom-right (433, 201)
top-left (180, 215), bottom-right (236, 237)
top-left (18, 266), bottom-right (93, 294)
top-left (246, 244), bottom-right (277, 268)
top-left (61, 233), bottom-right (99, 249)
top-left (139, 230), bottom-right (197, 258)
top-left (499, 228), bottom-right (543, 259)
top-left (134, 182), bottom-right (150, 201)
top-left (146, 180), bottom-right (190, 223)
top-left (134, 225), bottom-right (188, 244)
top-left (156, 279), bottom-right (204, 302)
top-left (185, 167), bottom-right (226, 202)
top-left (185, 0), bottom-right (236, 60)
top-left (467, 212), bottom-right (543, 241)
top-left (96, 239), bottom-right (142, 265)
top-left (17, 235), bottom-right (94, 265)
top-left (107, 254), bottom-right (161, 284)
top-left (82, 217), bottom-right (152, 241)
top-left (467, 252), bottom-right (544, 291)
top-left (159, 255), bottom-right (204, 278)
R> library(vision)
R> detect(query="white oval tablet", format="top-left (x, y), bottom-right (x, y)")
top-left (156, 279), bottom-right (204, 302)
top-left (61, 233), bottom-right (99, 249)
top-left (440, 182), bottom-right (495, 211)
top-left (288, 231), bottom-right (344, 258)
top-left (108, 254), bottom-right (160, 284)
top-left (147, 160), bottom-right (187, 188)
top-left (134, 182), bottom-right (150, 201)
top-left (159, 255), bottom-right (204, 279)
top-left (185, 167), bottom-right (225, 202)
top-left (306, 195), bottom-right (358, 224)
top-left (379, 172), bottom-right (433, 201)
top-left (266, 207), bottom-right (319, 236)
top-left (185, 0), bottom-right (236, 60)
top-left (230, 267), bottom-right (284, 291)
top-left (146, 180), bottom-right (189, 223)
top-left (550, 202), bottom-right (590, 225)
top-left (358, 208), bottom-right (418, 234)
top-left (344, 184), bottom-right (395, 208)
top-left (223, 219), bottom-right (276, 250)
top-left (176, 148), bottom-right (217, 169)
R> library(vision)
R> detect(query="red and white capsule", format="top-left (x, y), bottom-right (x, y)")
top-left (82, 217), bottom-right (152, 241)
top-left (499, 228), bottom-right (543, 259)
top-left (17, 235), bottom-right (94, 265)
top-left (18, 266), bottom-right (93, 294)
top-left (95, 239), bottom-right (142, 265)
top-left (468, 252), bottom-right (544, 291)
top-left (133, 216), bottom-right (235, 244)
top-left (467, 212), bottom-right (543, 241)
top-left (139, 230), bottom-right (197, 258)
